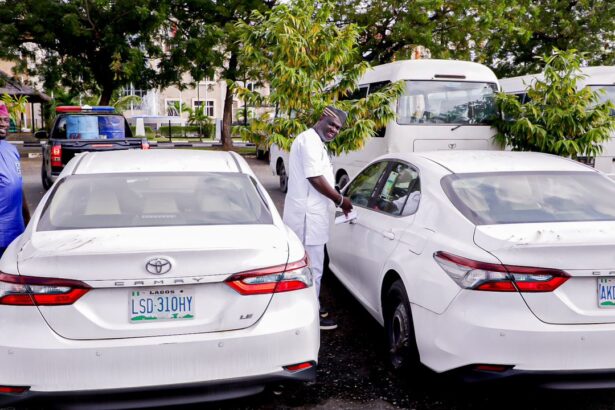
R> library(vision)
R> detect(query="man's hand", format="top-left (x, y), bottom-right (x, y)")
top-left (339, 196), bottom-right (353, 216)
top-left (307, 175), bottom-right (353, 215)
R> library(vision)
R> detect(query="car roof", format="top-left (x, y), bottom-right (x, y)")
top-left (405, 151), bottom-right (596, 174)
top-left (70, 149), bottom-right (251, 175)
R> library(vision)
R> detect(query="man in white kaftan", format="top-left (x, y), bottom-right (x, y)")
top-left (283, 106), bottom-right (353, 330)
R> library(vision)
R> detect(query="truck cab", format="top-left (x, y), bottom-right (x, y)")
top-left (36, 106), bottom-right (149, 189)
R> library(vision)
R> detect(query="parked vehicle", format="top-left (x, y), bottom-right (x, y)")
top-left (327, 150), bottom-right (615, 387)
top-left (270, 59), bottom-right (500, 192)
top-left (0, 150), bottom-right (318, 407)
top-left (35, 105), bottom-right (149, 189)
top-left (500, 66), bottom-right (615, 177)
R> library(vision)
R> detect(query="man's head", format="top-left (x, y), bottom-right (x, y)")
top-left (0, 104), bottom-right (10, 140)
top-left (314, 106), bottom-right (347, 142)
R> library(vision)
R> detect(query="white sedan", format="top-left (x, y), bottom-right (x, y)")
top-left (0, 150), bottom-right (319, 407)
top-left (328, 150), bottom-right (615, 387)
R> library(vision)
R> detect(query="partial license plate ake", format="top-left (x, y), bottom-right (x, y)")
top-left (598, 278), bottom-right (615, 308)
top-left (130, 287), bottom-right (195, 322)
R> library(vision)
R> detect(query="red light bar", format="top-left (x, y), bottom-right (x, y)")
top-left (55, 106), bottom-right (82, 113)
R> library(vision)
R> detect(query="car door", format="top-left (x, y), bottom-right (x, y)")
top-left (327, 160), bottom-right (389, 289)
top-left (347, 162), bottom-right (421, 312)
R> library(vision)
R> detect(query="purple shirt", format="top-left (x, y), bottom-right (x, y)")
top-left (0, 141), bottom-right (25, 247)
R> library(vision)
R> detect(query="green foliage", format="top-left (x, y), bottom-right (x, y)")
top-left (236, 0), bottom-right (404, 156)
top-left (0, 94), bottom-right (28, 127)
top-left (112, 94), bottom-right (143, 114)
top-left (337, 0), bottom-right (511, 64)
top-left (0, 0), bottom-right (169, 104)
top-left (183, 105), bottom-right (214, 137)
top-left (495, 49), bottom-right (615, 160)
top-left (484, 1), bottom-right (615, 77)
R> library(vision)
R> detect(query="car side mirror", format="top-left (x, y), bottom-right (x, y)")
top-left (34, 130), bottom-right (48, 139)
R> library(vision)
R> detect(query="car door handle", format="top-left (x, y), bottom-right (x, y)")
top-left (382, 230), bottom-right (395, 240)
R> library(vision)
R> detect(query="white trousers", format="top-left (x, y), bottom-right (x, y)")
top-left (305, 244), bottom-right (325, 296)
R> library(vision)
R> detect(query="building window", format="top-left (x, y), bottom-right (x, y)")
top-left (165, 99), bottom-right (182, 116)
top-left (193, 100), bottom-right (215, 117)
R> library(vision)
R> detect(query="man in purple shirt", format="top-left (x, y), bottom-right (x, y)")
top-left (0, 103), bottom-right (29, 258)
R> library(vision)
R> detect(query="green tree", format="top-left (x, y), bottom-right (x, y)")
top-left (0, 0), bottom-right (170, 105)
top-left (495, 49), bottom-right (615, 160)
top-left (236, 0), bottom-right (404, 156)
top-left (484, 0), bottom-right (615, 77)
top-left (336, 0), bottom-right (511, 64)
top-left (166, 0), bottom-right (276, 150)
top-left (183, 104), bottom-right (213, 138)
top-left (0, 93), bottom-right (28, 130)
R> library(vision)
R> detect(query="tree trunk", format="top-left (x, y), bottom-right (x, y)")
top-left (99, 86), bottom-right (113, 106)
top-left (221, 51), bottom-right (238, 151)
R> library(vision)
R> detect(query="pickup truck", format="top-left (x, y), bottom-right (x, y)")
top-left (35, 106), bottom-right (149, 189)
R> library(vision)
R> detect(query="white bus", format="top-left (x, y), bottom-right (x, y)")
top-left (270, 59), bottom-right (501, 191)
top-left (500, 66), bottom-right (615, 177)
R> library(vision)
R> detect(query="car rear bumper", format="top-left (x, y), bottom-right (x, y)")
top-left (450, 366), bottom-right (615, 390)
top-left (0, 366), bottom-right (316, 408)
top-left (0, 289), bottom-right (319, 405)
top-left (413, 290), bottom-right (615, 379)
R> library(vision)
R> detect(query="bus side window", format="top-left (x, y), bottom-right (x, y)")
top-left (368, 81), bottom-right (391, 94)
top-left (342, 86), bottom-right (368, 101)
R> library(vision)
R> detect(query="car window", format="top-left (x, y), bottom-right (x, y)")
top-left (442, 171), bottom-right (615, 225)
top-left (37, 172), bottom-right (273, 231)
top-left (345, 161), bottom-right (389, 208)
top-left (53, 115), bottom-right (127, 140)
top-left (372, 162), bottom-right (420, 216)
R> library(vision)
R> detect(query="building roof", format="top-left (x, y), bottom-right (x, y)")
top-left (0, 70), bottom-right (50, 103)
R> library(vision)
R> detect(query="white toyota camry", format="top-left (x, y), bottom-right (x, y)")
top-left (0, 150), bottom-right (319, 407)
top-left (328, 150), bottom-right (615, 388)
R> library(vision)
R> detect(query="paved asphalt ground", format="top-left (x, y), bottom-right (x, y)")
top-left (16, 149), bottom-right (615, 410)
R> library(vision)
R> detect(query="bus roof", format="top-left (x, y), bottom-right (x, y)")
top-left (500, 66), bottom-right (615, 93)
top-left (359, 59), bottom-right (499, 85)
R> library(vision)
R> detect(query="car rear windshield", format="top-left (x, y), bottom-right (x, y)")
top-left (441, 171), bottom-right (615, 225)
top-left (37, 173), bottom-right (273, 230)
top-left (54, 115), bottom-right (127, 140)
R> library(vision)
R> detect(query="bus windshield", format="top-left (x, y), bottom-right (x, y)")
top-left (397, 81), bottom-right (498, 125)
top-left (589, 85), bottom-right (615, 115)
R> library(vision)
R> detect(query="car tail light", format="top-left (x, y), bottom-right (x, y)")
top-left (0, 272), bottom-right (90, 306)
top-left (0, 386), bottom-right (29, 394)
top-left (225, 255), bottom-right (312, 295)
top-left (284, 361), bottom-right (315, 372)
top-left (51, 144), bottom-right (62, 168)
top-left (473, 364), bottom-right (513, 373)
top-left (433, 251), bottom-right (568, 292)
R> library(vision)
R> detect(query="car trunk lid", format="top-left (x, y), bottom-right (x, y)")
top-left (18, 225), bottom-right (289, 339)
top-left (474, 221), bottom-right (615, 324)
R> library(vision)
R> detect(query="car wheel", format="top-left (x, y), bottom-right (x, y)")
top-left (278, 162), bottom-right (288, 193)
top-left (41, 163), bottom-right (52, 190)
top-left (256, 149), bottom-right (266, 161)
top-left (337, 173), bottom-right (349, 191)
top-left (385, 280), bottom-right (419, 370)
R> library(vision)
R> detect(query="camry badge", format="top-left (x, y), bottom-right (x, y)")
top-left (145, 258), bottom-right (172, 275)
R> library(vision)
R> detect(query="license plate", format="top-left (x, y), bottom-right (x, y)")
top-left (130, 287), bottom-right (195, 322)
top-left (598, 278), bottom-right (615, 308)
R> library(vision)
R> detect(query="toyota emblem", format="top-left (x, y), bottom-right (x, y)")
top-left (145, 258), bottom-right (172, 275)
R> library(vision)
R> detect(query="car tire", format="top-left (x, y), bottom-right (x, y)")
top-left (336, 173), bottom-right (349, 191)
top-left (41, 164), bottom-right (52, 190)
top-left (385, 280), bottom-right (419, 370)
top-left (278, 162), bottom-right (288, 193)
top-left (256, 149), bottom-right (266, 161)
